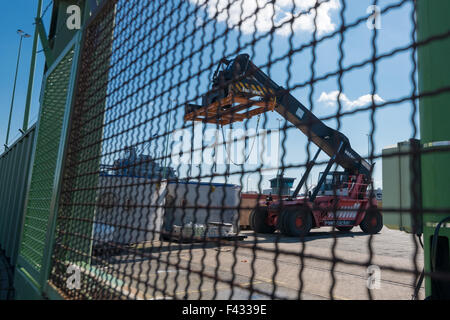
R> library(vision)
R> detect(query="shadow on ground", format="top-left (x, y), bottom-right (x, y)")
top-left (244, 230), bottom-right (373, 244)
top-left (92, 230), bottom-right (375, 265)
top-left (0, 251), bottom-right (14, 300)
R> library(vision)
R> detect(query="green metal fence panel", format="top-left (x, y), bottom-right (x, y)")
top-left (0, 126), bottom-right (36, 266)
top-left (14, 36), bottom-right (82, 298)
top-left (18, 48), bottom-right (75, 275)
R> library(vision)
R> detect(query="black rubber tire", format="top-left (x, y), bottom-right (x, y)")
top-left (360, 208), bottom-right (383, 234)
top-left (283, 207), bottom-right (313, 237)
top-left (277, 209), bottom-right (290, 236)
top-left (249, 209), bottom-right (256, 231)
top-left (252, 207), bottom-right (275, 234)
top-left (336, 226), bottom-right (353, 232)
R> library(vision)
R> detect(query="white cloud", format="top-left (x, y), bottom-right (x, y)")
top-left (189, 0), bottom-right (340, 36)
top-left (195, 15), bottom-right (205, 27)
top-left (318, 90), bottom-right (385, 110)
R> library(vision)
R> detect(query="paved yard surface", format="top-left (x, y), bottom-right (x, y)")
top-left (93, 226), bottom-right (424, 300)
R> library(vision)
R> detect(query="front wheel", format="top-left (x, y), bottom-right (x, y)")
top-left (252, 207), bottom-right (275, 234)
top-left (360, 208), bottom-right (383, 234)
top-left (282, 207), bottom-right (312, 237)
top-left (276, 208), bottom-right (289, 235)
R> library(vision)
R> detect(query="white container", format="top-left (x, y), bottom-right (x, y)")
top-left (172, 225), bottom-right (182, 236)
top-left (94, 175), bottom-right (166, 245)
top-left (181, 223), bottom-right (194, 238)
top-left (206, 222), bottom-right (233, 238)
top-left (161, 181), bottom-right (241, 236)
top-left (94, 178), bottom-right (241, 245)
top-left (194, 224), bottom-right (206, 237)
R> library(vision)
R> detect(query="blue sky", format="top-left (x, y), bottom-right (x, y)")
top-left (1, 0), bottom-right (418, 192)
top-left (0, 1), bottom-right (51, 145)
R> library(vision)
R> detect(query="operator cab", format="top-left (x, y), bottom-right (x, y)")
top-left (315, 171), bottom-right (350, 196)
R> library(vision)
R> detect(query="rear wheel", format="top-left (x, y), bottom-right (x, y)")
top-left (249, 209), bottom-right (255, 230)
top-left (360, 208), bottom-right (383, 234)
top-left (336, 226), bottom-right (353, 232)
top-left (252, 207), bottom-right (275, 234)
top-left (283, 207), bottom-right (312, 237)
top-left (277, 209), bottom-right (289, 236)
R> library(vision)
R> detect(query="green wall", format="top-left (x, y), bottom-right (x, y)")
top-left (417, 0), bottom-right (450, 298)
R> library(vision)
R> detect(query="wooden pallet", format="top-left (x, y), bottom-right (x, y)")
top-left (184, 93), bottom-right (277, 125)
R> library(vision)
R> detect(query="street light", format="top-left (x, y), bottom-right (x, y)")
top-left (246, 171), bottom-right (258, 192)
top-left (5, 29), bottom-right (31, 150)
top-left (366, 133), bottom-right (371, 164)
top-left (162, 98), bottom-right (175, 179)
top-left (276, 118), bottom-right (283, 176)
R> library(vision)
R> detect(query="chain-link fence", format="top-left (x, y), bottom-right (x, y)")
top-left (40, 0), bottom-right (450, 300)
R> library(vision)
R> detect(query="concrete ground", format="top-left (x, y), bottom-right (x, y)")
top-left (93, 226), bottom-right (424, 300)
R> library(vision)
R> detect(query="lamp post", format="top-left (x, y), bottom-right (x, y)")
top-left (246, 172), bottom-right (255, 192)
top-left (23, 0), bottom-right (43, 132)
top-left (5, 30), bottom-right (31, 150)
top-left (276, 118), bottom-right (283, 176)
top-left (162, 99), bottom-right (175, 179)
top-left (366, 133), bottom-right (371, 164)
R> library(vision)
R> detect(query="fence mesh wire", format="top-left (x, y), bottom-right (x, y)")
top-left (46, 0), bottom-right (450, 300)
